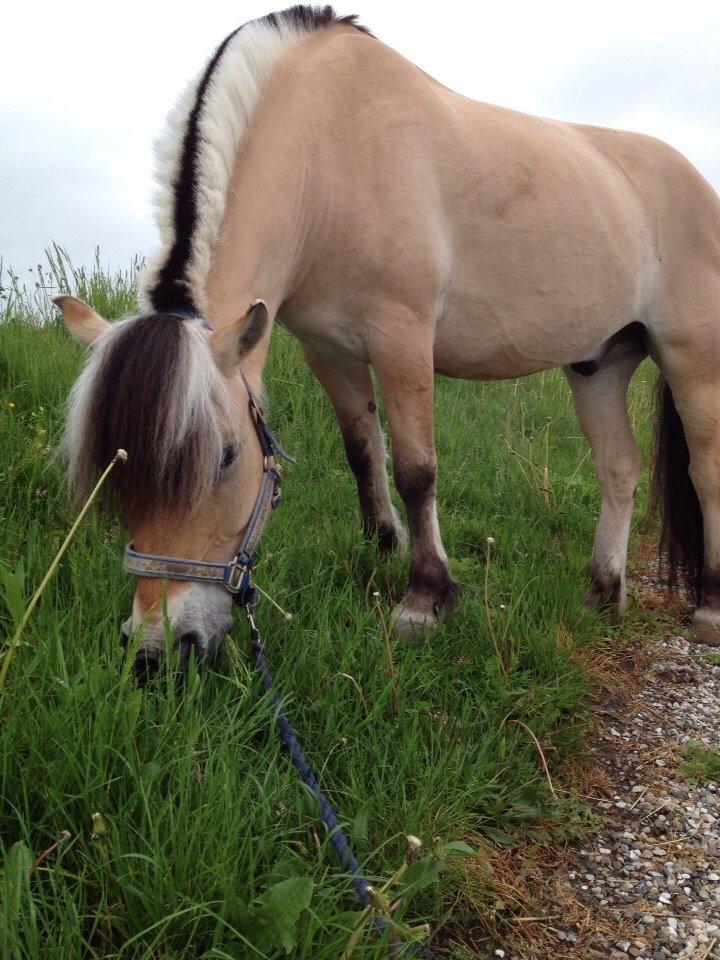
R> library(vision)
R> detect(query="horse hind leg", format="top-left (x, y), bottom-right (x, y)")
top-left (652, 368), bottom-right (720, 645)
top-left (565, 340), bottom-right (646, 617)
top-left (644, 256), bottom-right (720, 644)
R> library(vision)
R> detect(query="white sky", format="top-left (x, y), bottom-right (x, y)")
top-left (2, 0), bottom-right (719, 274)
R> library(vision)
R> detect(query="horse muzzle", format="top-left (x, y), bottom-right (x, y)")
top-left (120, 583), bottom-right (234, 678)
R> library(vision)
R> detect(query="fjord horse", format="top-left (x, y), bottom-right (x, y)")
top-left (56, 5), bottom-right (720, 666)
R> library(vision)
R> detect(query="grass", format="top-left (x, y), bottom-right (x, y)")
top-left (0, 249), bottom-right (660, 958)
top-left (678, 741), bottom-right (720, 785)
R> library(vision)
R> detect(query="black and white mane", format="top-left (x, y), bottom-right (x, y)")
top-left (64, 314), bottom-right (231, 522)
top-left (143, 4), bottom-right (368, 316)
top-left (65, 6), bottom-right (367, 520)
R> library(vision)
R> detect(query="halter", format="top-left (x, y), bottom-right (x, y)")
top-left (123, 372), bottom-right (295, 603)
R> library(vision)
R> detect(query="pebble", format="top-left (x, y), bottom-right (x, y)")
top-left (525, 625), bottom-right (720, 958)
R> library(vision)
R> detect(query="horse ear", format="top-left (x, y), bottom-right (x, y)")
top-left (53, 295), bottom-right (109, 346)
top-left (213, 300), bottom-right (269, 375)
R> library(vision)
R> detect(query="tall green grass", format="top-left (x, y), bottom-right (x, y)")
top-left (0, 250), bottom-right (657, 958)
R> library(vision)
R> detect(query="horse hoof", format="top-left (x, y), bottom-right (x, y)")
top-left (690, 608), bottom-right (720, 647)
top-left (391, 603), bottom-right (437, 637)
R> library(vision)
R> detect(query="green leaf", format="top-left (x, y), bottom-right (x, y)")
top-left (0, 560), bottom-right (26, 629)
top-left (441, 841), bottom-right (476, 859)
top-left (257, 875), bottom-right (313, 954)
top-left (482, 826), bottom-right (516, 847)
top-left (2, 840), bottom-right (34, 933)
top-left (353, 802), bottom-right (370, 843)
top-left (2, 840), bottom-right (33, 885)
top-left (402, 857), bottom-right (442, 894)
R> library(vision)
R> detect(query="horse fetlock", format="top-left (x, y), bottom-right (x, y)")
top-left (434, 575), bottom-right (461, 617)
top-left (377, 513), bottom-right (408, 554)
top-left (690, 607), bottom-right (720, 647)
top-left (585, 564), bottom-right (626, 619)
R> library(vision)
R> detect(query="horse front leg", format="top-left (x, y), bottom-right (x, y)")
top-left (370, 329), bottom-right (459, 635)
top-left (301, 345), bottom-right (406, 552)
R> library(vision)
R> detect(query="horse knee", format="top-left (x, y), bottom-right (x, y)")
top-left (394, 461), bottom-right (436, 507)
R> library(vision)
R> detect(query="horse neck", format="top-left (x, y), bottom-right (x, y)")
top-left (203, 139), bottom-right (312, 394)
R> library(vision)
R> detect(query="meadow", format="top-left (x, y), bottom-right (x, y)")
top-left (0, 248), bottom-right (659, 958)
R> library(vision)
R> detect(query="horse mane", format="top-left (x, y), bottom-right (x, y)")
top-left (70, 7), bottom-right (370, 521)
top-left (63, 314), bottom-right (234, 524)
top-left (142, 5), bottom-right (370, 317)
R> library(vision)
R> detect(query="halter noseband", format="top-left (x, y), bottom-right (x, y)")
top-left (123, 371), bottom-right (294, 604)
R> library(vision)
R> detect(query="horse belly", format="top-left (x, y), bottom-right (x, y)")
top-left (433, 328), bottom-right (556, 380)
top-left (432, 279), bottom-right (648, 381)
top-left (429, 109), bottom-right (658, 380)
top-left (434, 213), bottom-right (655, 380)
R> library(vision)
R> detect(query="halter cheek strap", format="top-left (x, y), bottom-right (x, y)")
top-left (123, 375), bottom-right (294, 603)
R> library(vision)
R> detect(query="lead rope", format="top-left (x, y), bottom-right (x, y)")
top-left (242, 598), bottom-right (435, 958)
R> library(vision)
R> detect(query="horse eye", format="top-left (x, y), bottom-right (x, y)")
top-left (221, 444), bottom-right (237, 470)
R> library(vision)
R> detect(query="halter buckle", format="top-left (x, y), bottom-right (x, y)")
top-left (224, 556), bottom-right (250, 594)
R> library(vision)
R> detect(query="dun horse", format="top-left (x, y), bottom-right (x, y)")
top-left (56, 5), bottom-right (720, 669)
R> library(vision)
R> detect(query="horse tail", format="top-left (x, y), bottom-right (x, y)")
top-left (650, 376), bottom-right (703, 601)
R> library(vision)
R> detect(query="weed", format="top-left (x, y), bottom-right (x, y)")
top-left (678, 740), bottom-right (720, 784)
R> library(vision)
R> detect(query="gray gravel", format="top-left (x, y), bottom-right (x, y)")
top-left (557, 634), bottom-right (719, 958)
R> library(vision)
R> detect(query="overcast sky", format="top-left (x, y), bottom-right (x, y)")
top-left (2, 0), bottom-right (719, 275)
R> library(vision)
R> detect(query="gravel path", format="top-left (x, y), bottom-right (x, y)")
top-left (494, 622), bottom-right (720, 960)
top-left (444, 578), bottom-right (720, 960)
top-left (562, 632), bottom-right (720, 959)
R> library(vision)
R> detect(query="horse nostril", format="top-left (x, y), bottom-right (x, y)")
top-left (178, 631), bottom-right (201, 666)
top-left (134, 648), bottom-right (161, 683)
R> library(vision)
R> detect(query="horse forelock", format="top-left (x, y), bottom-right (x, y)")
top-left (140, 6), bottom-right (370, 316)
top-left (63, 314), bottom-right (233, 525)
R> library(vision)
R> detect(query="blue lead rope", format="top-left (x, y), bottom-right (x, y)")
top-left (247, 606), bottom-right (370, 906)
top-left (242, 600), bottom-right (434, 958)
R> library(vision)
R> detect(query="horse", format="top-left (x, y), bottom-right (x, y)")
top-left (55, 5), bottom-right (720, 672)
